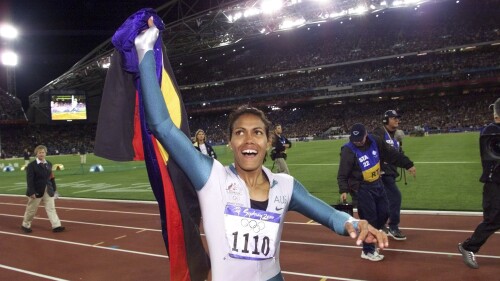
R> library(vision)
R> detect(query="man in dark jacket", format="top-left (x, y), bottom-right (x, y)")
top-left (272, 124), bottom-right (292, 174)
top-left (373, 110), bottom-right (408, 240)
top-left (21, 145), bottom-right (65, 233)
top-left (338, 123), bottom-right (416, 262)
top-left (458, 97), bottom-right (500, 269)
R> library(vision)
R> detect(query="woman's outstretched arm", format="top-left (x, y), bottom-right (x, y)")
top-left (136, 25), bottom-right (212, 190)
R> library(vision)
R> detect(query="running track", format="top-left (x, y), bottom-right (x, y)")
top-left (0, 195), bottom-right (498, 281)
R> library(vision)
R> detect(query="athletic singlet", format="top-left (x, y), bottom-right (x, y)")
top-left (139, 51), bottom-right (355, 281)
top-left (345, 136), bottom-right (381, 183)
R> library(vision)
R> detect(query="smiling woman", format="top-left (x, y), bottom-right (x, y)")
top-left (134, 16), bottom-right (388, 280)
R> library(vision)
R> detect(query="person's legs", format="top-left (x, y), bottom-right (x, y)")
top-left (357, 186), bottom-right (377, 255)
top-left (375, 187), bottom-right (390, 230)
top-left (459, 182), bottom-right (500, 268)
top-left (382, 175), bottom-right (406, 240)
top-left (22, 197), bottom-right (42, 229)
top-left (382, 176), bottom-right (402, 229)
top-left (42, 189), bottom-right (62, 229)
top-left (275, 158), bottom-right (290, 174)
top-left (462, 182), bottom-right (500, 252)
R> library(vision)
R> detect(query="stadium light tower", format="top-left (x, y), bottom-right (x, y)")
top-left (1, 23), bottom-right (19, 97)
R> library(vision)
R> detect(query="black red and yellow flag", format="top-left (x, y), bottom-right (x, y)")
top-left (94, 8), bottom-right (209, 281)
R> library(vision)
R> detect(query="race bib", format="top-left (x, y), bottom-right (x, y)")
top-left (224, 204), bottom-right (281, 260)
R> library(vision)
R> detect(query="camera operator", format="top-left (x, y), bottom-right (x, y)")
top-left (458, 97), bottom-right (500, 269)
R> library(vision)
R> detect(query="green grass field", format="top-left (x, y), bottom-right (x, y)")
top-left (0, 132), bottom-right (483, 211)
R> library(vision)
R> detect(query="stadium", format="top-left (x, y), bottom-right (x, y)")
top-left (0, 0), bottom-right (499, 280)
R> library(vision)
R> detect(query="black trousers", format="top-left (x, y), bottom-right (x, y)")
top-left (357, 181), bottom-right (389, 254)
top-left (462, 182), bottom-right (500, 253)
top-left (382, 175), bottom-right (402, 229)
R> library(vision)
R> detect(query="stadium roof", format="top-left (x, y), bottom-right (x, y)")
top-left (28, 0), bottom-right (446, 106)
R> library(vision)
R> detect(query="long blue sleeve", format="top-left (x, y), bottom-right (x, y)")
top-left (138, 50), bottom-right (212, 190)
top-left (288, 179), bottom-right (354, 235)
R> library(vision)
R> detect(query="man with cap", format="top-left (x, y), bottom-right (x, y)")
top-left (337, 123), bottom-right (416, 261)
top-left (458, 97), bottom-right (500, 269)
top-left (373, 110), bottom-right (408, 240)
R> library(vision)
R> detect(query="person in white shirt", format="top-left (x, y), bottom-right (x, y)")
top-left (193, 129), bottom-right (217, 159)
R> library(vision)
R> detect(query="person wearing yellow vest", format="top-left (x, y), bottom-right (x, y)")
top-left (338, 123), bottom-right (416, 261)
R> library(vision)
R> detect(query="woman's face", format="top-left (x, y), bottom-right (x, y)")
top-left (230, 113), bottom-right (271, 173)
top-left (196, 131), bottom-right (205, 142)
top-left (36, 149), bottom-right (46, 161)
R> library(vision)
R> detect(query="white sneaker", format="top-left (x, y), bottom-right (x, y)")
top-left (361, 250), bottom-right (385, 261)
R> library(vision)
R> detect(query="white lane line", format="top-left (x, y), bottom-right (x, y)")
top-left (281, 240), bottom-right (500, 259)
top-left (114, 235), bottom-right (127, 240)
top-left (0, 194), bottom-right (158, 205)
top-left (0, 230), bottom-right (169, 259)
top-left (2, 213), bottom-right (495, 236)
top-left (0, 201), bottom-right (484, 217)
top-left (0, 213), bottom-right (161, 232)
top-left (282, 270), bottom-right (368, 281)
top-left (0, 264), bottom-right (70, 281)
top-left (0, 202), bottom-right (159, 216)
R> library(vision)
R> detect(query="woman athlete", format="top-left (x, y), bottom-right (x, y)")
top-left (135, 19), bottom-right (388, 281)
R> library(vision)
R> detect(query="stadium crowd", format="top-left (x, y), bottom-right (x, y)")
top-left (0, 91), bottom-right (495, 158)
top-left (0, 0), bottom-right (498, 157)
top-left (172, 0), bottom-right (499, 86)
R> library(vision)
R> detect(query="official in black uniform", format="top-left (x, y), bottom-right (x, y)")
top-left (21, 145), bottom-right (65, 233)
top-left (458, 97), bottom-right (500, 269)
top-left (373, 110), bottom-right (410, 240)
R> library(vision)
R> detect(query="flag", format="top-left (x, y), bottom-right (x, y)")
top-left (94, 8), bottom-right (210, 281)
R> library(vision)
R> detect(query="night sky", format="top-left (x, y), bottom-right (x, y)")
top-left (1, 0), bottom-right (169, 109)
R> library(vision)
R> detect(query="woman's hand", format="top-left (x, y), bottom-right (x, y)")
top-left (345, 219), bottom-right (389, 249)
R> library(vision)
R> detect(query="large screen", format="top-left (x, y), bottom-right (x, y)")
top-left (50, 90), bottom-right (87, 121)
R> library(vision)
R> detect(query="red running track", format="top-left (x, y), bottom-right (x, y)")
top-left (0, 195), bottom-right (498, 281)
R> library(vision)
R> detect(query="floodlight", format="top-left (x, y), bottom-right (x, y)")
top-left (0, 24), bottom-right (18, 40)
top-left (1, 50), bottom-right (18, 66)
top-left (261, 0), bottom-right (283, 14)
top-left (244, 8), bottom-right (261, 18)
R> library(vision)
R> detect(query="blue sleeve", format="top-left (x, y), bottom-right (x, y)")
top-left (288, 179), bottom-right (356, 235)
top-left (138, 50), bottom-right (212, 190)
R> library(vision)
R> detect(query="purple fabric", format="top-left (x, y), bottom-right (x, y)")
top-left (111, 8), bottom-right (165, 74)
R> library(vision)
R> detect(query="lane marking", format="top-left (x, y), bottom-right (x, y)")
top-left (281, 240), bottom-right (500, 259)
top-left (0, 213), bottom-right (161, 232)
top-left (0, 264), bottom-right (70, 281)
top-left (114, 235), bottom-right (127, 240)
top-left (2, 213), bottom-right (496, 237)
top-left (0, 202), bottom-right (159, 216)
top-left (0, 230), bottom-right (168, 259)
top-left (281, 270), bottom-right (368, 281)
